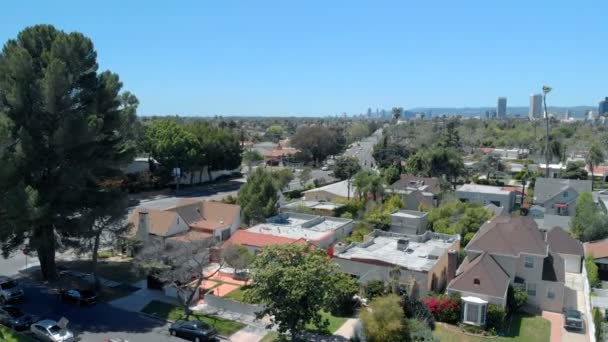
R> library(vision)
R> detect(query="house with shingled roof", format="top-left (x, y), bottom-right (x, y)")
top-left (447, 215), bottom-right (566, 326)
top-left (129, 200), bottom-right (242, 246)
top-left (533, 177), bottom-right (592, 216)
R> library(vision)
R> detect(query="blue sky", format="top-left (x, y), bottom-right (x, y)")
top-left (1, 1), bottom-right (607, 116)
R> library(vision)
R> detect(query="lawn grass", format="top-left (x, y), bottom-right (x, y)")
top-left (433, 314), bottom-right (550, 342)
top-left (141, 300), bottom-right (245, 336)
top-left (260, 331), bottom-right (280, 342)
top-left (306, 310), bottom-right (348, 334)
top-left (0, 326), bottom-right (34, 342)
top-left (222, 285), bottom-right (257, 303)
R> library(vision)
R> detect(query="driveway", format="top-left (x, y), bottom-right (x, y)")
top-left (562, 272), bottom-right (590, 342)
top-left (15, 277), bottom-right (185, 342)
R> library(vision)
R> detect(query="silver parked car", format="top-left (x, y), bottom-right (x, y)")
top-left (0, 276), bottom-right (24, 303)
top-left (30, 319), bottom-right (75, 342)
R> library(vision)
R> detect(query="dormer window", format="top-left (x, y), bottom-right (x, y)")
top-left (473, 278), bottom-right (480, 285)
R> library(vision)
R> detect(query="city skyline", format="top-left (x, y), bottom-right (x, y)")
top-left (2, 1), bottom-right (607, 116)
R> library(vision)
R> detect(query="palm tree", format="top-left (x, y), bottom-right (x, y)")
top-left (587, 143), bottom-right (605, 190)
top-left (542, 86), bottom-right (552, 178)
top-left (392, 107), bottom-right (403, 122)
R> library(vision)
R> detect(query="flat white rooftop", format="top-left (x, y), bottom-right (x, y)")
top-left (457, 184), bottom-right (512, 195)
top-left (336, 234), bottom-right (456, 272)
top-left (391, 210), bottom-right (427, 219)
top-left (246, 213), bottom-right (351, 241)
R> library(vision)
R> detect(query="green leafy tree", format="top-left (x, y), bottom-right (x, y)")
top-left (291, 125), bottom-right (344, 166)
top-left (333, 156), bottom-right (361, 180)
top-left (587, 143), bottom-right (605, 190)
top-left (222, 244), bottom-right (254, 274)
top-left (572, 192), bottom-right (608, 241)
top-left (326, 272), bottom-right (359, 316)
top-left (383, 165), bottom-right (401, 185)
top-left (475, 154), bottom-right (502, 180)
top-left (346, 122), bottom-right (371, 143)
top-left (264, 125), bottom-right (284, 142)
top-left (507, 286), bottom-right (528, 313)
top-left (560, 161), bottom-right (588, 180)
top-left (271, 168), bottom-right (294, 190)
top-left (427, 201), bottom-right (492, 244)
top-left (238, 168), bottom-right (279, 224)
top-left (0, 25), bottom-right (136, 279)
top-left (392, 107), bottom-right (403, 122)
top-left (245, 244), bottom-right (339, 339)
top-left (360, 294), bottom-right (409, 342)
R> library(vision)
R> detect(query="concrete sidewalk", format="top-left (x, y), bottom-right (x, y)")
top-left (334, 318), bottom-right (359, 339)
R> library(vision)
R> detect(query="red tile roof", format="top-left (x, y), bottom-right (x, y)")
top-left (479, 147), bottom-right (496, 154)
top-left (225, 230), bottom-right (310, 248)
top-left (584, 239), bottom-right (608, 259)
top-left (263, 148), bottom-right (299, 158)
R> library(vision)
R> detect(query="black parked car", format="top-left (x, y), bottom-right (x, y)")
top-left (58, 289), bottom-right (98, 306)
top-left (169, 320), bottom-right (217, 342)
top-left (0, 305), bottom-right (34, 330)
top-left (564, 308), bottom-right (584, 331)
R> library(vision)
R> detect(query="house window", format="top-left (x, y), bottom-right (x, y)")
top-left (527, 282), bottom-right (537, 297)
top-left (474, 278), bottom-right (480, 285)
top-left (524, 256), bottom-right (534, 268)
top-left (547, 290), bottom-right (555, 299)
top-left (465, 303), bottom-right (480, 324)
top-left (563, 191), bottom-right (568, 198)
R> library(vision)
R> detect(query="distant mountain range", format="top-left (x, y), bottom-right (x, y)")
top-left (407, 106), bottom-right (596, 118)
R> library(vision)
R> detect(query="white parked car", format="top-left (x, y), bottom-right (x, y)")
top-left (30, 319), bottom-right (75, 342)
top-left (321, 166), bottom-right (329, 171)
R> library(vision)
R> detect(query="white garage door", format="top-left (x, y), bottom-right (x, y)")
top-left (563, 254), bottom-right (581, 273)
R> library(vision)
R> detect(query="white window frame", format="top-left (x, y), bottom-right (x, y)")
top-left (526, 282), bottom-right (537, 297)
top-left (463, 302), bottom-right (486, 326)
top-left (524, 256), bottom-right (534, 268)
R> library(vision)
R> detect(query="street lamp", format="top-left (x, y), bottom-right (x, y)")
top-left (542, 86), bottom-right (552, 178)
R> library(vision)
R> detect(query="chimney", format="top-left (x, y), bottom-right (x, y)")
top-left (397, 239), bottom-right (409, 251)
top-left (136, 209), bottom-right (150, 243)
top-left (447, 249), bottom-right (458, 283)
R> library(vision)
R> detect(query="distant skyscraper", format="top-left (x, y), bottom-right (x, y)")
top-left (497, 97), bottom-right (507, 118)
top-left (599, 97), bottom-right (608, 117)
top-left (529, 94), bottom-right (543, 119)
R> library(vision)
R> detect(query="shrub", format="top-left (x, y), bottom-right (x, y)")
top-left (507, 285), bottom-right (527, 313)
top-left (421, 294), bottom-right (461, 324)
top-left (461, 324), bottom-right (484, 335)
top-left (402, 296), bottom-right (435, 328)
top-left (593, 307), bottom-right (603, 341)
top-left (364, 280), bottom-right (387, 300)
top-left (327, 272), bottom-right (360, 316)
top-left (486, 304), bottom-right (506, 332)
top-left (408, 318), bottom-right (439, 342)
top-left (97, 250), bottom-right (113, 259)
top-left (586, 256), bottom-right (600, 288)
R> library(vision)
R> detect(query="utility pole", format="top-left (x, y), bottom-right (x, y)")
top-left (542, 86), bottom-right (552, 178)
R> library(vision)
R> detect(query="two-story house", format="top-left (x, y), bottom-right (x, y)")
top-left (447, 215), bottom-right (567, 326)
top-left (534, 178), bottom-right (592, 216)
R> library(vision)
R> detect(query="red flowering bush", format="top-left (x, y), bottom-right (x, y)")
top-left (422, 294), bottom-right (461, 323)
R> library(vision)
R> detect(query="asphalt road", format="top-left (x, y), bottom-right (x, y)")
top-left (14, 278), bottom-right (183, 342)
top-left (342, 129), bottom-right (382, 170)
top-left (136, 179), bottom-right (244, 211)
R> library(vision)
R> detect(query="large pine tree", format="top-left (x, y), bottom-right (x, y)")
top-left (0, 25), bottom-right (136, 279)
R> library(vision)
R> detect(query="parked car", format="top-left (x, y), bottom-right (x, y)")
top-left (0, 305), bottom-right (34, 330)
top-left (58, 288), bottom-right (97, 306)
top-left (30, 319), bottom-right (75, 342)
top-left (564, 308), bottom-right (584, 330)
top-left (169, 320), bottom-right (218, 342)
top-left (321, 166), bottom-right (329, 171)
top-left (0, 277), bottom-right (24, 303)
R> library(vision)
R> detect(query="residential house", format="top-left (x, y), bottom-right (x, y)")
top-left (389, 210), bottom-right (428, 235)
top-left (303, 180), bottom-right (357, 202)
top-left (280, 200), bottom-right (345, 217)
top-left (456, 184), bottom-right (517, 212)
top-left (447, 216), bottom-right (566, 326)
top-left (546, 227), bottom-right (584, 273)
top-left (263, 146), bottom-right (299, 166)
top-left (537, 163), bottom-right (567, 179)
top-left (588, 165), bottom-right (608, 182)
top-left (129, 200), bottom-right (242, 245)
top-left (333, 230), bottom-right (460, 297)
top-left (584, 240), bottom-right (608, 280)
top-left (225, 212), bottom-right (353, 254)
top-left (386, 175), bottom-right (441, 210)
top-left (534, 178), bottom-right (592, 216)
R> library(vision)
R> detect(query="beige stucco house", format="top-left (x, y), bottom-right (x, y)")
top-left (447, 215), bottom-right (569, 326)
